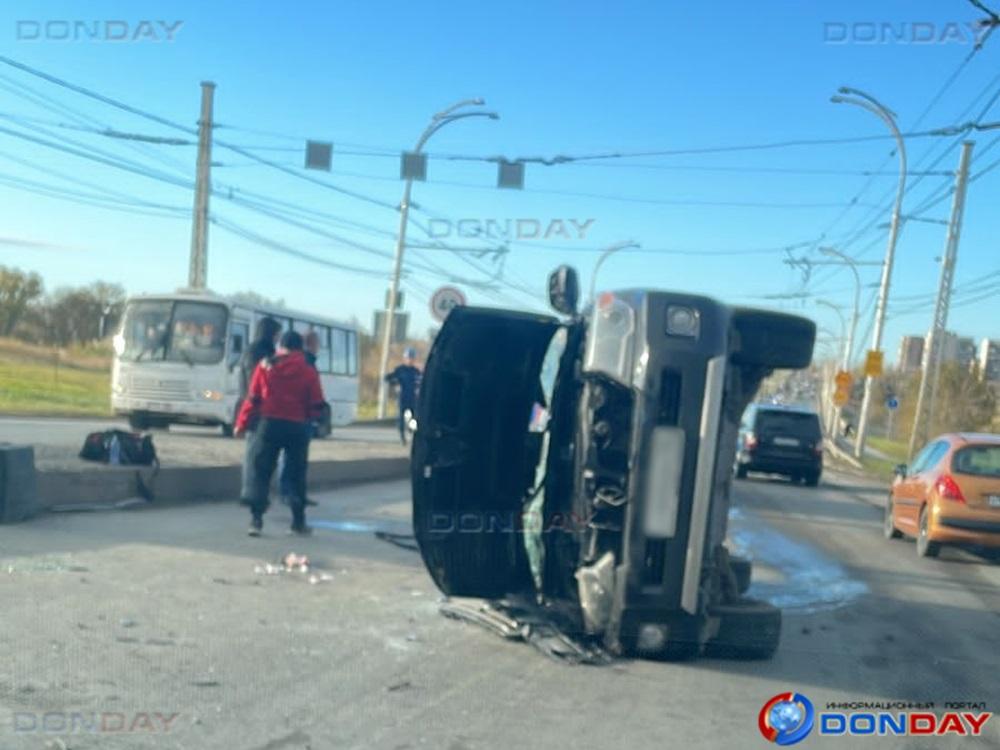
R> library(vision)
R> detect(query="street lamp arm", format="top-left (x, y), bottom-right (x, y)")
top-left (415, 111), bottom-right (501, 152)
top-left (433, 98), bottom-right (486, 120)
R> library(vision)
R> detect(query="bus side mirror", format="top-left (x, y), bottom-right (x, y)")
top-left (548, 265), bottom-right (579, 317)
top-left (227, 351), bottom-right (241, 372)
top-left (894, 463), bottom-right (908, 478)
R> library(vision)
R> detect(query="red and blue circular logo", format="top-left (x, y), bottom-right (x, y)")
top-left (759, 692), bottom-right (815, 746)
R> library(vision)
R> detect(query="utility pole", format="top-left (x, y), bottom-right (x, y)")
top-left (908, 141), bottom-right (974, 458)
top-left (188, 81), bottom-right (216, 289)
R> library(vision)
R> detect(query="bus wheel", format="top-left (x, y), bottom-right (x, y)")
top-left (128, 413), bottom-right (149, 431)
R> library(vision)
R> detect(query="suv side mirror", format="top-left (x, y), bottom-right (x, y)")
top-left (548, 265), bottom-right (579, 317)
top-left (893, 463), bottom-right (908, 478)
top-left (730, 308), bottom-right (815, 370)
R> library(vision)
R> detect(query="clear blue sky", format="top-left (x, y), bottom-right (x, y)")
top-left (1, 0), bottom-right (998, 363)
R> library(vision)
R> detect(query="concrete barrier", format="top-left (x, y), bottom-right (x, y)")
top-left (37, 456), bottom-right (411, 511)
top-left (0, 444), bottom-right (39, 522)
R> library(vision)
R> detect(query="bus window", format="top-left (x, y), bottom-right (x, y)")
top-left (293, 319), bottom-right (311, 335)
top-left (169, 302), bottom-right (227, 365)
top-left (346, 330), bottom-right (358, 375)
top-left (315, 325), bottom-right (332, 371)
top-left (229, 321), bottom-right (249, 366)
top-left (331, 328), bottom-right (348, 374)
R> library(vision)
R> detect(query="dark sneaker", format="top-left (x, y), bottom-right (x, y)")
top-left (248, 516), bottom-right (263, 537)
top-left (305, 498), bottom-right (318, 507)
top-left (288, 523), bottom-right (313, 536)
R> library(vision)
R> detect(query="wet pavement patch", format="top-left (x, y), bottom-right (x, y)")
top-left (728, 506), bottom-right (868, 614)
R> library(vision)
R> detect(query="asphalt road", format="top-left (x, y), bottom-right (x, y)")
top-left (0, 416), bottom-right (402, 470)
top-left (1, 471), bottom-right (998, 749)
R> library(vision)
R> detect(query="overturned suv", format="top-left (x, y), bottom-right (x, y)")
top-left (411, 267), bottom-right (815, 660)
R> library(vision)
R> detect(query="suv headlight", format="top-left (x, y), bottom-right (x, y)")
top-left (583, 293), bottom-right (636, 384)
top-left (666, 305), bottom-right (700, 338)
top-left (202, 390), bottom-right (223, 401)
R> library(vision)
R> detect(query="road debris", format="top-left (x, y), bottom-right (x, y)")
top-left (253, 553), bottom-right (335, 584)
top-left (440, 597), bottom-right (612, 666)
top-left (374, 530), bottom-right (420, 552)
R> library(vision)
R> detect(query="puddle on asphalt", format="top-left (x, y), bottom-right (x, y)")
top-left (310, 519), bottom-right (382, 533)
top-left (728, 506), bottom-right (868, 614)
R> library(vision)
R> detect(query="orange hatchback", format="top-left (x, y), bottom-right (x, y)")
top-left (884, 433), bottom-right (1000, 557)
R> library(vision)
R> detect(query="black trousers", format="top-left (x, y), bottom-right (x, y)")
top-left (244, 417), bottom-right (310, 522)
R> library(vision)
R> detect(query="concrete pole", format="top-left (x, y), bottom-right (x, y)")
top-left (908, 141), bottom-right (974, 458)
top-left (188, 81), bottom-right (215, 289)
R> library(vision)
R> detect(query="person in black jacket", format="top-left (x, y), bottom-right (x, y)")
top-left (238, 317), bottom-right (282, 501)
top-left (384, 347), bottom-right (422, 445)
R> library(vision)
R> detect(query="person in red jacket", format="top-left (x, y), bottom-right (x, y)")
top-left (235, 330), bottom-right (326, 536)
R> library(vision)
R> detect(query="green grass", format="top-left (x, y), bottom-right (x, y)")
top-left (0, 338), bottom-right (112, 417)
top-left (861, 436), bottom-right (908, 484)
top-left (868, 436), bottom-right (909, 463)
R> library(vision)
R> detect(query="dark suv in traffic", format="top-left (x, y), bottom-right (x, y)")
top-left (735, 404), bottom-right (823, 486)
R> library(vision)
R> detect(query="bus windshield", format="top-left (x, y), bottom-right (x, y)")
top-left (119, 300), bottom-right (228, 365)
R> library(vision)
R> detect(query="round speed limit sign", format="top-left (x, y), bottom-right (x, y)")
top-left (430, 286), bottom-right (466, 322)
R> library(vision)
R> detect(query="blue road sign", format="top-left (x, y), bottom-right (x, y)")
top-left (886, 396), bottom-right (899, 411)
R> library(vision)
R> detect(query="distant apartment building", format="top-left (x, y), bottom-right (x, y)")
top-left (930, 331), bottom-right (977, 371)
top-left (897, 335), bottom-right (924, 373)
top-left (979, 338), bottom-right (1000, 382)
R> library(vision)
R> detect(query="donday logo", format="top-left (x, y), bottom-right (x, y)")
top-left (759, 693), bottom-right (816, 746)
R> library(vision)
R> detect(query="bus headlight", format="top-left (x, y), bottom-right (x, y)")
top-left (112, 334), bottom-right (126, 357)
top-left (201, 390), bottom-right (223, 401)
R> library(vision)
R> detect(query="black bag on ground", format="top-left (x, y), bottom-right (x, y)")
top-left (79, 430), bottom-right (158, 467)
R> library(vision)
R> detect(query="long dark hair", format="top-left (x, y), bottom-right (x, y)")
top-left (254, 316), bottom-right (281, 345)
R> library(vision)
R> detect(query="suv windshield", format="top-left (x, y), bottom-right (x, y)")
top-left (119, 300), bottom-right (228, 365)
top-left (755, 410), bottom-right (821, 439)
top-left (953, 445), bottom-right (1000, 477)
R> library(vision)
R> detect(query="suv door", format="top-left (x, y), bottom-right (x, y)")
top-left (412, 306), bottom-right (561, 598)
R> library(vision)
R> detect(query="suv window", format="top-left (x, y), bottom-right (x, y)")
top-left (754, 410), bottom-right (821, 440)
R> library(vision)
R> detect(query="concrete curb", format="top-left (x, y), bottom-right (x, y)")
top-left (826, 441), bottom-right (864, 471)
top-left (36, 456), bottom-right (411, 512)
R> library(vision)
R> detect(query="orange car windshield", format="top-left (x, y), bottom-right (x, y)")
top-left (953, 446), bottom-right (1000, 478)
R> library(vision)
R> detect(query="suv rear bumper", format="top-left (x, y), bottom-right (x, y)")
top-left (738, 451), bottom-right (821, 475)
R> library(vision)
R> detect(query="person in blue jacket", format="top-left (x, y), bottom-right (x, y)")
top-left (384, 347), bottom-right (422, 445)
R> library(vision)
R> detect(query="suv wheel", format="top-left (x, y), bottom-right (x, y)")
top-left (804, 471), bottom-right (820, 487)
top-left (705, 597), bottom-right (781, 660)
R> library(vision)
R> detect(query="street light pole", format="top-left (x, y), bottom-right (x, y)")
top-left (376, 99), bottom-right (499, 418)
top-left (831, 87), bottom-right (907, 460)
top-left (588, 240), bottom-right (640, 304)
top-left (816, 299), bottom-right (847, 437)
top-left (819, 247), bottom-right (861, 372)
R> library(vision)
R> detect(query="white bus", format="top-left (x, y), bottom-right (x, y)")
top-left (111, 290), bottom-right (359, 436)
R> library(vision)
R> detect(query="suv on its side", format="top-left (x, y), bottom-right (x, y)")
top-left (410, 265), bottom-right (816, 660)
top-left (735, 404), bottom-right (823, 486)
